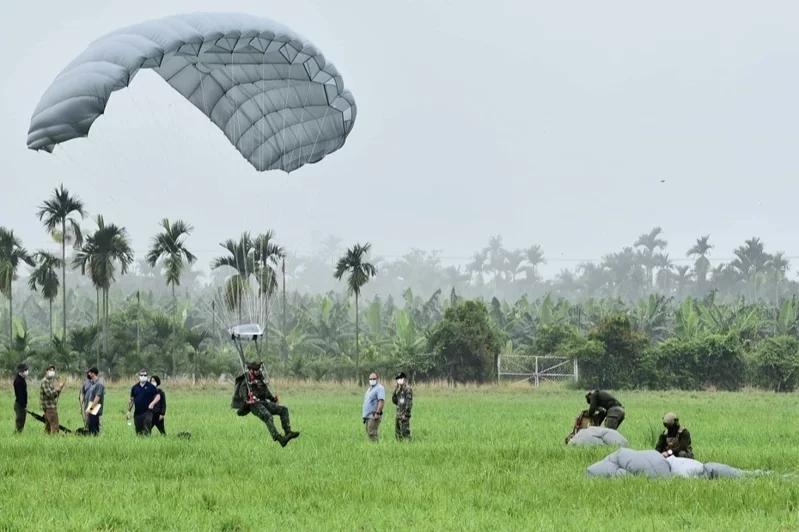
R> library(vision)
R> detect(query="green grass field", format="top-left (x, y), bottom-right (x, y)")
top-left (1, 383), bottom-right (798, 531)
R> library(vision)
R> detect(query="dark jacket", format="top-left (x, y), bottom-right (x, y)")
top-left (231, 373), bottom-right (276, 411)
top-left (13, 375), bottom-right (27, 408)
top-left (656, 426), bottom-right (693, 458)
top-left (153, 390), bottom-right (167, 416)
top-left (587, 390), bottom-right (622, 417)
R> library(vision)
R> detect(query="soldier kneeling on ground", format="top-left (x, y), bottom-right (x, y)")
top-left (586, 390), bottom-right (625, 430)
top-left (231, 361), bottom-right (300, 447)
top-left (656, 412), bottom-right (693, 459)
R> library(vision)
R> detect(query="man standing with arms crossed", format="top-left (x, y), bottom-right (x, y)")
top-left (362, 371), bottom-right (385, 441)
top-left (40, 364), bottom-right (65, 434)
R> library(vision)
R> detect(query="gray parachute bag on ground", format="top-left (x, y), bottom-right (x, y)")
top-left (27, 12), bottom-right (356, 173)
top-left (568, 426), bottom-right (629, 447)
top-left (587, 449), bottom-right (671, 478)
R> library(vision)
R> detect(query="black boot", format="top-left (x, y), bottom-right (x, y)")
top-left (285, 431), bottom-right (300, 443)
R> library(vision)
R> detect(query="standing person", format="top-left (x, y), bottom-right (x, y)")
top-left (127, 369), bottom-right (160, 436)
top-left (84, 367), bottom-right (105, 436)
top-left (231, 362), bottom-right (299, 447)
top-left (40, 364), bottom-right (65, 434)
top-left (656, 412), bottom-right (694, 459)
top-left (79, 371), bottom-right (93, 428)
top-left (391, 372), bottom-right (413, 440)
top-left (362, 372), bottom-right (385, 442)
top-left (585, 390), bottom-right (626, 430)
top-left (150, 375), bottom-right (167, 436)
top-left (13, 363), bottom-right (29, 433)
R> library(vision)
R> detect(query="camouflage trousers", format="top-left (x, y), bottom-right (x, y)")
top-left (604, 406), bottom-right (625, 430)
top-left (395, 414), bottom-right (411, 440)
top-left (251, 401), bottom-right (291, 441)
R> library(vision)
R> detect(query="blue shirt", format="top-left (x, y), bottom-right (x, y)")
top-left (130, 382), bottom-right (158, 415)
top-left (362, 383), bottom-right (385, 419)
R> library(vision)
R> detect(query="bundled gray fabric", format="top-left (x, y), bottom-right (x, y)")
top-left (28, 12), bottom-right (356, 173)
top-left (587, 449), bottom-right (758, 479)
top-left (568, 427), bottom-right (629, 447)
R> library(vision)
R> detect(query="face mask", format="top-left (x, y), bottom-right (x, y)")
top-left (46, 370), bottom-right (55, 378)
top-left (397, 379), bottom-right (405, 386)
top-left (151, 381), bottom-right (158, 388)
top-left (23, 370), bottom-right (29, 377)
top-left (369, 379), bottom-right (377, 386)
top-left (139, 375), bottom-right (148, 383)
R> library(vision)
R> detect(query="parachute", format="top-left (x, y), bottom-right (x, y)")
top-left (27, 13), bottom-right (357, 173)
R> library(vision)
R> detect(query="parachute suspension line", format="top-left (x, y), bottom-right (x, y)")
top-left (280, 59), bottom-right (292, 172)
top-left (293, 69), bottom-right (314, 172)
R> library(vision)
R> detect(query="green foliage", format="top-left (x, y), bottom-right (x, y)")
top-left (577, 314), bottom-right (648, 389)
top-left (751, 336), bottom-right (799, 392)
top-left (644, 334), bottom-right (746, 391)
top-left (427, 300), bottom-right (501, 383)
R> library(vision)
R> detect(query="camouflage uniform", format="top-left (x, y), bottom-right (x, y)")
top-left (586, 390), bottom-right (625, 430)
top-left (39, 376), bottom-right (62, 434)
top-left (231, 366), bottom-right (296, 445)
top-left (656, 427), bottom-right (694, 459)
top-left (392, 383), bottom-right (413, 440)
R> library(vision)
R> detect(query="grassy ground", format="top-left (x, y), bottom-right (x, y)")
top-left (1, 382), bottom-right (798, 531)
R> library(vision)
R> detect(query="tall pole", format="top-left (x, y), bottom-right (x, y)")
top-left (136, 290), bottom-right (141, 355)
top-left (281, 257), bottom-right (287, 361)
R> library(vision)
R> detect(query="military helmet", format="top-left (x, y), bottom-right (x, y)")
top-left (663, 412), bottom-right (679, 426)
top-left (246, 361), bottom-right (263, 371)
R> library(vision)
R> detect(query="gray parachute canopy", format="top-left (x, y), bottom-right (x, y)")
top-left (27, 13), bottom-right (357, 173)
top-left (567, 426), bottom-right (629, 447)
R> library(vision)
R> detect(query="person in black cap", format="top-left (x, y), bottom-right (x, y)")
top-left (127, 368), bottom-right (160, 435)
top-left (13, 363), bottom-right (29, 432)
top-left (391, 371), bottom-right (413, 440)
top-left (231, 361), bottom-right (299, 447)
top-left (149, 375), bottom-right (167, 435)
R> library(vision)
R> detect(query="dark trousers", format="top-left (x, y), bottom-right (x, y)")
top-left (251, 401), bottom-right (291, 441)
top-left (604, 406), bottom-right (625, 430)
top-left (14, 402), bottom-right (26, 432)
top-left (152, 414), bottom-right (166, 435)
top-left (87, 414), bottom-right (101, 435)
top-left (395, 415), bottom-right (411, 440)
top-left (134, 411), bottom-right (153, 435)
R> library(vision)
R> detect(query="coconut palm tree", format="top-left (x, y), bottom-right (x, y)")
top-left (145, 218), bottom-right (196, 301)
top-left (37, 184), bottom-right (85, 342)
top-left (687, 235), bottom-right (712, 294)
top-left (27, 251), bottom-right (63, 339)
top-left (634, 227), bottom-right (667, 290)
top-left (0, 228), bottom-right (35, 342)
top-left (334, 242), bottom-right (377, 379)
top-left (212, 233), bottom-right (256, 323)
top-left (731, 237), bottom-right (770, 301)
top-left (253, 231), bottom-right (284, 352)
top-left (73, 216), bottom-right (134, 363)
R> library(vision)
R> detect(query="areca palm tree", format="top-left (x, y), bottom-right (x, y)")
top-left (73, 216), bottom-right (134, 363)
top-left (253, 231), bottom-right (284, 351)
top-left (688, 235), bottom-right (713, 294)
top-left (37, 184), bottom-right (85, 341)
top-left (212, 233), bottom-right (256, 323)
top-left (0, 228), bottom-right (35, 342)
top-left (334, 242), bottom-right (377, 378)
top-left (731, 237), bottom-right (770, 301)
top-left (28, 251), bottom-right (63, 339)
top-left (145, 219), bottom-right (196, 300)
top-left (634, 227), bottom-right (667, 290)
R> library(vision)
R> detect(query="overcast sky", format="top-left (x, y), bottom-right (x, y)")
top-left (2, 1), bottom-right (799, 277)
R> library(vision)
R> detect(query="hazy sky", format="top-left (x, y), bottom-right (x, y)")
top-left (2, 1), bottom-right (799, 277)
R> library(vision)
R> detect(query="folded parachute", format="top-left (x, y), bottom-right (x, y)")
top-left (586, 449), bottom-right (751, 479)
top-left (568, 426), bottom-right (629, 447)
top-left (27, 12), bottom-right (357, 173)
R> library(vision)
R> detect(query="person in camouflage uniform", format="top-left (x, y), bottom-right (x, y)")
top-left (585, 390), bottom-right (625, 430)
top-left (231, 361), bottom-right (300, 447)
top-left (656, 412), bottom-right (694, 459)
top-left (391, 372), bottom-right (413, 440)
top-left (40, 364), bottom-right (65, 434)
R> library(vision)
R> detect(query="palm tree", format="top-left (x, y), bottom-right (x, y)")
top-left (334, 242), bottom-right (377, 379)
top-left (145, 218), bottom-right (196, 301)
top-left (253, 231), bottom-right (284, 352)
top-left (73, 216), bottom-right (134, 364)
top-left (27, 251), bottom-right (63, 339)
top-left (687, 235), bottom-right (712, 294)
top-left (212, 233), bottom-right (256, 323)
top-left (634, 227), bottom-right (667, 290)
top-left (0, 228), bottom-right (35, 342)
top-left (37, 184), bottom-right (86, 342)
top-left (731, 237), bottom-right (770, 301)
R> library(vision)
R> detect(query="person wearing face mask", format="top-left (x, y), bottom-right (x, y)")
top-left (128, 369), bottom-right (160, 435)
top-left (231, 361), bottom-right (299, 447)
top-left (39, 364), bottom-right (65, 434)
top-left (150, 375), bottom-right (167, 436)
top-left (362, 372), bottom-right (385, 441)
top-left (79, 370), bottom-right (94, 428)
top-left (13, 363), bottom-right (29, 432)
top-left (656, 412), bottom-right (694, 459)
top-left (391, 372), bottom-right (413, 440)
top-left (84, 367), bottom-right (105, 436)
